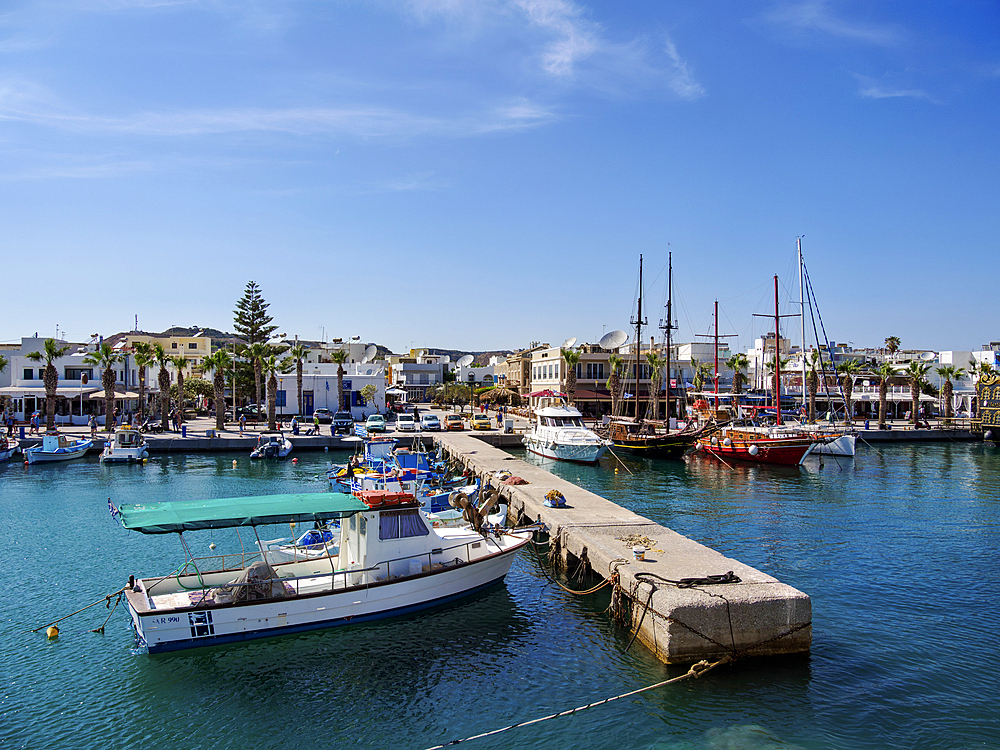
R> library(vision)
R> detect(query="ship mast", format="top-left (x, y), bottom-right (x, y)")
top-left (659, 252), bottom-right (674, 428)
top-left (630, 255), bottom-right (646, 419)
top-left (798, 237), bottom-right (806, 411)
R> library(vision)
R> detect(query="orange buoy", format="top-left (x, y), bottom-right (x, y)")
top-left (46, 625), bottom-right (59, 639)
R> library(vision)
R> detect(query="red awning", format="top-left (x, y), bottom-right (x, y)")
top-left (526, 389), bottom-right (567, 398)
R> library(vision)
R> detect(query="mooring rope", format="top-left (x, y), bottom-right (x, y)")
top-left (421, 657), bottom-right (730, 750)
top-left (26, 587), bottom-right (126, 634)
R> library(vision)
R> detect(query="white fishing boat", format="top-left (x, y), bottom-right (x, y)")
top-left (522, 397), bottom-right (609, 464)
top-left (0, 435), bottom-right (19, 463)
top-left (801, 428), bottom-right (857, 456)
top-left (250, 431), bottom-right (293, 460)
top-left (116, 491), bottom-right (533, 653)
top-left (24, 434), bottom-right (93, 464)
top-left (100, 426), bottom-right (149, 463)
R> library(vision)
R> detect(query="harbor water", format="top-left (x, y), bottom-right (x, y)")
top-left (1, 443), bottom-right (998, 749)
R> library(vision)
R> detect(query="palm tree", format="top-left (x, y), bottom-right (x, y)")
top-left (132, 341), bottom-right (154, 420)
top-left (561, 348), bottom-right (581, 406)
top-left (835, 358), bottom-right (863, 425)
top-left (0, 354), bottom-right (8, 415)
top-left (170, 356), bottom-right (189, 428)
top-left (242, 342), bottom-right (268, 421)
top-left (25, 339), bottom-right (71, 431)
top-left (264, 354), bottom-right (279, 431)
top-left (607, 355), bottom-right (624, 417)
top-left (874, 362), bottom-right (896, 429)
top-left (203, 350), bottom-right (232, 432)
top-left (885, 336), bottom-right (901, 357)
top-left (725, 353), bottom-right (748, 415)
top-left (281, 344), bottom-right (308, 416)
top-left (331, 350), bottom-right (349, 411)
top-left (645, 351), bottom-right (666, 420)
top-left (83, 343), bottom-right (122, 432)
top-left (935, 365), bottom-right (965, 422)
top-left (152, 343), bottom-right (171, 430)
top-left (903, 361), bottom-right (931, 425)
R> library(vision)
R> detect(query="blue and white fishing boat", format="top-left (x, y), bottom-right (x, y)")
top-left (24, 433), bottom-right (93, 464)
top-left (116, 492), bottom-right (533, 653)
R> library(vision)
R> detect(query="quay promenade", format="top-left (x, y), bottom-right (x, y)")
top-left (8, 406), bottom-right (983, 455)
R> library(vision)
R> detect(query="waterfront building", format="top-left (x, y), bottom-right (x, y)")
top-left (274, 362), bottom-right (386, 419)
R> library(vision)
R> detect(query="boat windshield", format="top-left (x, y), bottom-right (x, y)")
top-left (542, 416), bottom-right (584, 427)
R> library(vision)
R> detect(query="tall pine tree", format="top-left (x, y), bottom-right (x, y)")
top-left (232, 281), bottom-right (281, 413)
top-left (233, 281), bottom-right (277, 345)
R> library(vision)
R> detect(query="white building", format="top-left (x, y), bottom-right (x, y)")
top-left (274, 362), bottom-right (386, 419)
top-left (0, 337), bottom-right (132, 424)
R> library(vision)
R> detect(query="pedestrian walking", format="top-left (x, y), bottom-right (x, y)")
top-left (239, 414), bottom-right (246, 435)
top-left (313, 414), bottom-right (320, 435)
top-left (89, 414), bottom-right (97, 438)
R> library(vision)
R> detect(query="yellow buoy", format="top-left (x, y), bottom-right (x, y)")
top-left (46, 625), bottom-right (59, 639)
top-left (232, 459), bottom-right (237, 468)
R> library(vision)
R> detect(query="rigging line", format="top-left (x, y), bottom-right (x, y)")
top-left (716, 277), bottom-right (773, 305)
top-left (803, 264), bottom-right (849, 414)
top-left (421, 658), bottom-right (730, 750)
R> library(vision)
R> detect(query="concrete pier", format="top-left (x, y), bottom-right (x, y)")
top-left (434, 432), bottom-right (812, 665)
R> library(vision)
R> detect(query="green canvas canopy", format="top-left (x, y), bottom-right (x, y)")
top-left (117, 492), bottom-right (368, 534)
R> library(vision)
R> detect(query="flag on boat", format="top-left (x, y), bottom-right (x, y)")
top-left (354, 424), bottom-right (368, 438)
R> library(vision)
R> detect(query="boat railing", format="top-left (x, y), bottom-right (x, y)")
top-left (368, 535), bottom-right (499, 581)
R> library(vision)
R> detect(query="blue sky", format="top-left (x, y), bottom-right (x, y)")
top-left (2, 1), bottom-right (997, 355)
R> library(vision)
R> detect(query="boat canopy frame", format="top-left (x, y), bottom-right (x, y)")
top-left (116, 492), bottom-right (369, 535)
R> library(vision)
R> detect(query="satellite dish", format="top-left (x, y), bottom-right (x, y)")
top-left (364, 344), bottom-right (377, 360)
top-left (457, 354), bottom-right (474, 368)
top-left (561, 337), bottom-right (577, 349)
top-left (921, 351), bottom-right (937, 361)
top-left (599, 330), bottom-right (629, 350)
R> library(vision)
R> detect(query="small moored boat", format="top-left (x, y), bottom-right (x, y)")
top-left (116, 491), bottom-right (534, 653)
top-left (249, 431), bottom-right (293, 460)
top-left (24, 434), bottom-right (93, 464)
top-left (0, 435), bottom-right (19, 463)
top-left (101, 426), bottom-right (149, 463)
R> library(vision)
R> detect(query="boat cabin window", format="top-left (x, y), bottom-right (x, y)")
top-left (349, 515), bottom-right (357, 533)
top-left (359, 515), bottom-right (367, 538)
top-left (379, 509), bottom-right (429, 540)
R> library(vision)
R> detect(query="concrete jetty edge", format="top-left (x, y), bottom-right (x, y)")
top-left (435, 432), bottom-right (812, 665)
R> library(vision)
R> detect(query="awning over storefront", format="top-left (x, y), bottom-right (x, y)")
top-left (0, 386), bottom-right (100, 397)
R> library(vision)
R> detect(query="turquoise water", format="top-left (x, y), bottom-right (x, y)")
top-left (1, 445), bottom-right (998, 749)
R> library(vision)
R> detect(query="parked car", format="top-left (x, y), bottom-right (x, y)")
top-left (420, 414), bottom-right (441, 431)
top-left (396, 414), bottom-right (416, 432)
top-left (443, 414), bottom-right (464, 431)
top-left (332, 411), bottom-right (354, 434)
top-left (365, 414), bottom-right (387, 433)
top-left (313, 408), bottom-right (335, 424)
top-left (470, 413), bottom-right (492, 431)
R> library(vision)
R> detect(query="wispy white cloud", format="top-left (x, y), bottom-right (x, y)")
top-left (663, 35), bottom-right (705, 99)
top-left (765, 0), bottom-right (903, 46)
top-left (397, 0), bottom-right (704, 100)
top-left (853, 73), bottom-right (938, 103)
top-left (371, 171), bottom-right (444, 193)
top-left (0, 78), bottom-right (557, 139)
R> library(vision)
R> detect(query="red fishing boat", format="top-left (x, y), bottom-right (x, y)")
top-left (697, 424), bottom-right (825, 466)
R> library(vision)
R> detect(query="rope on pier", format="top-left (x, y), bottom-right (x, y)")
top-left (421, 657), bottom-right (730, 750)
